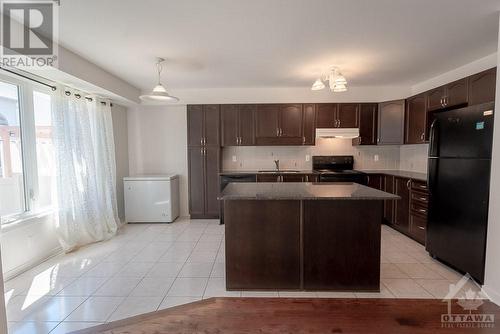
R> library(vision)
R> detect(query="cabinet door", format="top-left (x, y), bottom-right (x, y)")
top-left (316, 104), bottom-right (337, 128)
top-left (187, 105), bottom-right (204, 146)
top-left (469, 68), bottom-right (497, 106)
top-left (302, 104), bottom-right (316, 145)
top-left (378, 100), bottom-right (405, 145)
top-left (255, 104), bottom-right (280, 143)
top-left (383, 175), bottom-right (394, 224)
top-left (280, 104), bottom-right (303, 138)
top-left (221, 105), bottom-right (239, 147)
top-left (394, 177), bottom-right (410, 232)
top-left (188, 147), bottom-right (205, 216)
top-left (427, 86), bottom-right (446, 111)
top-left (410, 214), bottom-right (426, 245)
top-left (257, 174), bottom-right (281, 182)
top-left (367, 174), bottom-right (383, 190)
top-left (337, 103), bottom-right (359, 128)
top-left (445, 78), bottom-right (468, 108)
top-left (239, 105), bottom-right (256, 145)
top-left (357, 103), bottom-right (377, 145)
top-left (204, 146), bottom-right (220, 217)
top-left (282, 174), bottom-right (304, 182)
top-left (203, 105), bottom-right (220, 146)
top-left (405, 94), bottom-right (427, 144)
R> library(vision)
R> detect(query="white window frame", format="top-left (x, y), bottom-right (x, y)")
top-left (0, 72), bottom-right (55, 226)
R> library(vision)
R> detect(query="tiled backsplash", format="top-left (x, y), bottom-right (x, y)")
top-left (222, 138), bottom-right (427, 172)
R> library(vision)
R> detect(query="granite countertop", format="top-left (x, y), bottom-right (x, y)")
top-left (219, 182), bottom-right (400, 200)
top-left (220, 169), bottom-right (428, 182)
top-left (359, 170), bottom-right (428, 181)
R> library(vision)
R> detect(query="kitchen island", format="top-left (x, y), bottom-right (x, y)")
top-left (220, 182), bottom-right (399, 292)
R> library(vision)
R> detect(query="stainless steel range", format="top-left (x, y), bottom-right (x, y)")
top-left (312, 155), bottom-right (367, 184)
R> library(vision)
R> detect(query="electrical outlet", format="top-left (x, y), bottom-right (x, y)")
top-left (305, 155), bottom-right (310, 162)
top-left (232, 155), bottom-right (237, 162)
top-left (374, 154), bottom-right (379, 162)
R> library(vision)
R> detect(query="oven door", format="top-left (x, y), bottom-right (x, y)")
top-left (319, 173), bottom-right (368, 185)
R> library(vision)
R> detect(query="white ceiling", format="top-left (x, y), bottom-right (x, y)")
top-left (58, 0), bottom-right (500, 92)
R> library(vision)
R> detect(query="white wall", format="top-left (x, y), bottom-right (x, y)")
top-left (128, 105), bottom-right (189, 217)
top-left (0, 213), bottom-right (60, 280)
top-left (112, 104), bottom-right (130, 222)
top-left (484, 14), bottom-right (500, 306)
top-left (411, 53), bottom-right (498, 95)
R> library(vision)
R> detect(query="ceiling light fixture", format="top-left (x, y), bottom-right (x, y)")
top-left (311, 67), bottom-right (348, 93)
top-left (140, 57), bottom-right (179, 104)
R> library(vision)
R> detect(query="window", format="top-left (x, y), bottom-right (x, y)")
top-left (0, 81), bottom-right (24, 219)
top-left (0, 74), bottom-right (56, 225)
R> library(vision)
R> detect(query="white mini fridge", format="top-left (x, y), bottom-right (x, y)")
top-left (124, 174), bottom-right (180, 223)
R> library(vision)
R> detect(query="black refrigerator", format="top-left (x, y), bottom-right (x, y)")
top-left (426, 102), bottom-right (495, 284)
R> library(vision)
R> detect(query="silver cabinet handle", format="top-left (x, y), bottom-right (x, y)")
top-left (444, 96), bottom-right (448, 106)
top-left (280, 128), bottom-right (283, 136)
top-left (418, 208), bottom-right (427, 213)
top-left (406, 179), bottom-right (411, 189)
top-left (302, 136), bottom-right (306, 145)
top-left (200, 137), bottom-right (203, 145)
top-left (305, 175), bottom-right (309, 182)
top-left (418, 226), bottom-right (425, 230)
top-left (276, 128), bottom-right (279, 136)
top-left (338, 119), bottom-right (341, 127)
top-left (420, 133), bottom-right (425, 141)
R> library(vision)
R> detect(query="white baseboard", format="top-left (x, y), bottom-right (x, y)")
top-left (3, 246), bottom-right (63, 281)
top-left (483, 285), bottom-right (500, 306)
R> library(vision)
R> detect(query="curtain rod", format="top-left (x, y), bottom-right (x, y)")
top-left (0, 66), bottom-right (57, 91)
top-left (0, 66), bottom-right (113, 106)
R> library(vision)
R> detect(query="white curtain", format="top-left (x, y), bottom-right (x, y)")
top-left (51, 87), bottom-right (119, 252)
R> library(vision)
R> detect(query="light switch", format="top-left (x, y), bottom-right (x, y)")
top-left (232, 155), bottom-right (237, 162)
top-left (305, 155), bottom-right (310, 162)
top-left (374, 154), bottom-right (379, 161)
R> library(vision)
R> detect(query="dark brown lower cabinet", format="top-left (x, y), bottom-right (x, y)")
top-left (256, 174), bottom-right (281, 182)
top-left (224, 199), bottom-right (383, 291)
top-left (188, 146), bottom-right (221, 218)
top-left (383, 175), bottom-right (395, 224)
top-left (367, 174), bottom-right (384, 190)
top-left (225, 200), bottom-right (301, 290)
top-left (303, 200), bottom-right (382, 291)
top-left (393, 177), bottom-right (411, 233)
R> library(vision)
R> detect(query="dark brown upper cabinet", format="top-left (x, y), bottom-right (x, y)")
top-left (405, 93), bottom-right (427, 144)
top-left (377, 100), bottom-right (405, 145)
top-left (187, 104), bottom-right (220, 147)
top-left (427, 78), bottom-right (468, 112)
top-left (280, 104), bottom-right (303, 139)
top-left (337, 103), bottom-right (359, 128)
top-left (315, 103), bottom-right (358, 128)
top-left (221, 104), bottom-right (255, 146)
top-left (302, 104), bottom-right (316, 145)
top-left (316, 103), bottom-right (337, 128)
top-left (353, 103), bottom-right (377, 146)
top-left (255, 104), bottom-right (305, 145)
top-left (469, 68), bottom-right (497, 106)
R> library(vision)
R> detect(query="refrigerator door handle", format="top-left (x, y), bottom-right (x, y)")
top-left (428, 118), bottom-right (439, 158)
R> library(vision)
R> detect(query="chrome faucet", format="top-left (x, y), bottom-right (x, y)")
top-left (274, 160), bottom-right (280, 171)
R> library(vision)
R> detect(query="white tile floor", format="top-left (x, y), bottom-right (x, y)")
top-left (3, 218), bottom-right (481, 334)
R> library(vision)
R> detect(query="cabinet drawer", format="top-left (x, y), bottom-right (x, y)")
top-left (410, 202), bottom-right (428, 217)
top-left (411, 180), bottom-right (428, 192)
top-left (411, 191), bottom-right (429, 205)
top-left (410, 214), bottom-right (426, 244)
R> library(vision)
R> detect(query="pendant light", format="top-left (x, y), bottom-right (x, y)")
top-left (311, 67), bottom-right (348, 93)
top-left (140, 58), bottom-right (179, 104)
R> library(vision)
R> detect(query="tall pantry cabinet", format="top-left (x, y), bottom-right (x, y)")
top-left (187, 105), bottom-right (221, 218)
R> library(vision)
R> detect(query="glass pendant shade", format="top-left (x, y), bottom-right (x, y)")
top-left (311, 78), bottom-right (326, 91)
top-left (140, 58), bottom-right (179, 104)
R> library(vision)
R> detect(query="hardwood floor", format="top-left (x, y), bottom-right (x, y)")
top-left (73, 297), bottom-right (500, 334)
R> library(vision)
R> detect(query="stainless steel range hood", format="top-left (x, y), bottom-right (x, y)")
top-left (316, 128), bottom-right (360, 139)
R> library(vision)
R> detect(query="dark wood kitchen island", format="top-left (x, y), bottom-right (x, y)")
top-left (220, 182), bottom-right (399, 292)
